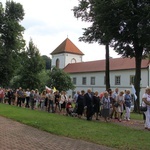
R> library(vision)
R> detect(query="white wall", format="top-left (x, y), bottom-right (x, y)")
top-left (51, 53), bottom-right (82, 69)
top-left (68, 68), bottom-right (149, 101)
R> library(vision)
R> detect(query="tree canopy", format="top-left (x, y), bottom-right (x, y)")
top-left (73, 0), bottom-right (150, 111)
top-left (17, 39), bottom-right (45, 90)
top-left (48, 67), bottom-right (75, 92)
top-left (0, 1), bottom-right (25, 87)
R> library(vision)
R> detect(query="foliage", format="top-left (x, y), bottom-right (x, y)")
top-left (73, 0), bottom-right (113, 90)
top-left (0, 1), bottom-right (25, 87)
top-left (73, 0), bottom-right (150, 111)
top-left (16, 39), bottom-right (45, 90)
top-left (41, 55), bottom-right (51, 70)
top-left (0, 104), bottom-right (150, 150)
top-left (38, 69), bottom-right (50, 91)
top-left (48, 67), bottom-right (75, 92)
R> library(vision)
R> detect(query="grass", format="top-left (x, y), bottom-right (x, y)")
top-left (0, 103), bottom-right (150, 150)
top-left (131, 111), bottom-right (144, 120)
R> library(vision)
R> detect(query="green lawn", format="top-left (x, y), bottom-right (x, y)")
top-left (0, 103), bottom-right (149, 150)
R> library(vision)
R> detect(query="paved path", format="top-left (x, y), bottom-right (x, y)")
top-left (0, 116), bottom-right (116, 150)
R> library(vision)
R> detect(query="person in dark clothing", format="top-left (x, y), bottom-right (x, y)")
top-left (17, 87), bottom-right (23, 107)
top-left (84, 89), bottom-right (93, 121)
top-left (54, 90), bottom-right (61, 113)
top-left (76, 90), bottom-right (85, 118)
top-left (8, 89), bottom-right (13, 105)
top-left (93, 91), bottom-right (101, 120)
top-left (30, 90), bottom-right (35, 110)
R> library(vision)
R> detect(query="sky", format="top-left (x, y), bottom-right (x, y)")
top-left (1, 0), bottom-right (120, 61)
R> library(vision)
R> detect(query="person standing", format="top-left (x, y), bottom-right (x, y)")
top-left (111, 88), bottom-right (119, 119)
top-left (7, 89), bottom-right (13, 105)
top-left (60, 91), bottom-right (66, 114)
top-left (34, 89), bottom-right (40, 109)
top-left (84, 89), bottom-right (93, 121)
top-left (73, 91), bottom-right (80, 103)
top-left (48, 90), bottom-right (55, 113)
top-left (116, 91), bottom-right (125, 122)
top-left (0, 87), bottom-right (4, 103)
top-left (101, 91), bottom-right (111, 122)
top-left (40, 90), bottom-right (47, 111)
top-left (54, 90), bottom-right (61, 113)
top-left (17, 87), bottom-right (23, 107)
top-left (124, 89), bottom-right (132, 121)
top-left (30, 90), bottom-right (35, 110)
top-left (93, 91), bottom-right (101, 120)
top-left (76, 90), bottom-right (85, 118)
top-left (142, 87), bottom-right (150, 130)
top-left (25, 89), bottom-right (30, 108)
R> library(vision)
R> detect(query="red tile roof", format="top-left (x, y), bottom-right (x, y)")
top-left (63, 57), bottom-right (149, 73)
top-left (51, 38), bottom-right (84, 55)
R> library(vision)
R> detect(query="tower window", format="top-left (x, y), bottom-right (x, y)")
top-left (56, 59), bottom-right (60, 68)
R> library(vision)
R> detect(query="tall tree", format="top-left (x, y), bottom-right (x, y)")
top-left (0, 1), bottom-right (25, 87)
top-left (73, 0), bottom-right (150, 111)
top-left (95, 0), bottom-right (150, 111)
top-left (18, 39), bottom-right (44, 90)
top-left (48, 67), bottom-right (75, 92)
top-left (41, 55), bottom-right (51, 70)
top-left (73, 0), bottom-right (112, 90)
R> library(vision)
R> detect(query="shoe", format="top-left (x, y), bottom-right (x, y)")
top-left (127, 118), bottom-right (130, 121)
top-left (96, 118), bottom-right (99, 120)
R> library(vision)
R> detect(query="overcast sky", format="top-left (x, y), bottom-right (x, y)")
top-left (1, 0), bottom-right (120, 61)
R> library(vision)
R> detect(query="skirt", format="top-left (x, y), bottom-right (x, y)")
top-left (102, 108), bottom-right (110, 117)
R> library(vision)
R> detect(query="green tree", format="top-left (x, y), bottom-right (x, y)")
top-left (73, 0), bottom-right (150, 111)
top-left (41, 55), bottom-right (51, 70)
top-left (0, 1), bottom-right (25, 87)
top-left (95, 0), bottom-right (150, 111)
top-left (18, 39), bottom-right (44, 90)
top-left (73, 0), bottom-right (112, 91)
top-left (48, 67), bottom-right (75, 92)
top-left (38, 69), bottom-right (50, 91)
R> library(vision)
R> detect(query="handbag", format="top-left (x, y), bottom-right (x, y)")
top-left (140, 106), bottom-right (147, 112)
top-left (114, 102), bottom-right (119, 107)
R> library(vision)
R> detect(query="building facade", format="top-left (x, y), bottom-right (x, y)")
top-left (51, 38), bottom-right (150, 100)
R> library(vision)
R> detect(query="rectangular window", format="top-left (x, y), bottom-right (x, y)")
top-left (82, 77), bottom-right (86, 85)
top-left (72, 77), bottom-right (76, 85)
top-left (91, 77), bottom-right (95, 85)
top-left (115, 76), bottom-right (121, 85)
top-left (130, 75), bottom-right (135, 85)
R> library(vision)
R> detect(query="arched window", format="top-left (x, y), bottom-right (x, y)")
top-left (71, 58), bottom-right (76, 63)
top-left (56, 58), bottom-right (60, 68)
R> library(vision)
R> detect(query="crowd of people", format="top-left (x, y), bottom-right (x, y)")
top-left (0, 86), bottom-right (137, 123)
top-left (1, 85), bottom-right (150, 131)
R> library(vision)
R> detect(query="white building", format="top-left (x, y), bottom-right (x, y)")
top-left (51, 38), bottom-right (150, 99)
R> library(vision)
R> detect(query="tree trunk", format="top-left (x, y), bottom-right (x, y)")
top-left (105, 44), bottom-right (110, 91)
top-left (134, 50), bottom-right (142, 112)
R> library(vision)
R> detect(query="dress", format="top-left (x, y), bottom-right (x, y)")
top-left (93, 95), bottom-right (100, 114)
top-left (76, 94), bottom-right (84, 115)
top-left (102, 96), bottom-right (110, 117)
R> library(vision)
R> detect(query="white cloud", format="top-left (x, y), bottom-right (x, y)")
top-left (1, 0), bottom-right (120, 61)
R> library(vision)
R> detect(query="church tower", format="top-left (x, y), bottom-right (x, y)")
top-left (51, 38), bottom-right (84, 69)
